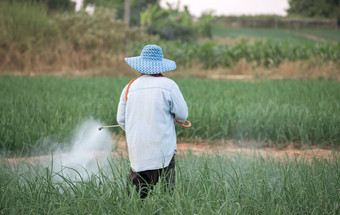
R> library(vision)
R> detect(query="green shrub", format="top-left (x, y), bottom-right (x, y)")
top-left (54, 8), bottom-right (145, 53)
top-left (0, 5), bottom-right (149, 71)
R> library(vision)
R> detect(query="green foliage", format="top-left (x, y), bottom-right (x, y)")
top-left (0, 76), bottom-right (124, 153)
top-left (287, 0), bottom-right (340, 19)
top-left (54, 8), bottom-right (141, 53)
top-left (0, 1), bottom-right (56, 44)
top-left (140, 4), bottom-right (213, 41)
top-left (131, 40), bottom-right (340, 69)
top-left (214, 15), bottom-right (338, 29)
top-left (212, 26), bottom-right (313, 41)
top-left (197, 12), bottom-right (214, 38)
top-left (140, 4), bottom-right (166, 28)
top-left (1, 77), bottom-right (340, 153)
top-left (292, 29), bottom-right (340, 42)
top-left (140, 4), bottom-right (196, 41)
top-left (45, 0), bottom-right (75, 12)
top-left (0, 0), bottom-right (76, 13)
top-left (86, 0), bottom-right (159, 26)
top-left (1, 154), bottom-right (339, 214)
top-left (0, 4), bottom-right (149, 71)
top-left (213, 26), bottom-right (340, 43)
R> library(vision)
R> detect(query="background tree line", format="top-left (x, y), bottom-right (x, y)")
top-left (287, 0), bottom-right (340, 25)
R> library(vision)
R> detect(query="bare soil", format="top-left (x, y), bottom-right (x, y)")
top-left (7, 137), bottom-right (337, 166)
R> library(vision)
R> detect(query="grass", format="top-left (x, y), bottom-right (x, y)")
top-left (0, 2), bottom-right (148, 72)
top-left (1, 76), bottom-right (340, 153)
top-left (212, 26), bottom-right (312, 41)
top-left (292, 29), bottom-right (340, 42)
top-left (212, 26), bottom-right (340, 43)
top-left (0, 76), bottom-right (124, 153)
top-left (0, 153), bottom-right (339, 214)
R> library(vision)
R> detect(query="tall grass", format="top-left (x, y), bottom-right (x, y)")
top-left (0, 3), bottom-right (149, 72)
top-left (1, 154), bottom-right (339, 214)
top-left (0, 1), bottom-right (52, 43)
top-left (177, 78), bottom-right (340, 144)
top-left (212, 26), bottom-right (312, 41)
top-left (0, 76), bottom-right (124, 152)
top-left (1, 76), bottom-right (340, 153)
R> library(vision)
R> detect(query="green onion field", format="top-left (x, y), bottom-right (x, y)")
top-left (1, 76), bottom-right (339, 152)
top-left (1, 75), bottom-right (339, 214)
top-left (1, 153), bottom-right (339, 214)
top-left (1, 1), bottom-right (340, 213)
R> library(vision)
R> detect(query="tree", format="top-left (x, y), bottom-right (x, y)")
top-left (85, 0), bottom-right (159, 26)
top-left (287, 0), bottom-right (340, 25)
top-left (2, 0), bottom-right (76, 13)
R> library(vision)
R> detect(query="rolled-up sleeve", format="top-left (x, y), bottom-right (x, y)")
top-left (170, 83), bottom-right (188, 123)
top-left (116, 86), bottom-right (127, 130)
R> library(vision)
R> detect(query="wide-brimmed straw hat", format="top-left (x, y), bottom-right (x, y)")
top-left (125, 44), bottom-right (176, 74)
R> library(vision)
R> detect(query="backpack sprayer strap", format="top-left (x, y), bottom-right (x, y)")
top-left (125, 77), bottom-right (138, 102)
top-left (125, 77), bottom-right (191, 128)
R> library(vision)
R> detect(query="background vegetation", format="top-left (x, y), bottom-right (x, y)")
top-left (1, 0), bottom-right (339, 75)
top-left (131, 40), bottom-right (340, 69)
top-left (1, 76), bottom-right (339, 153)
top-left (0, 1), bottom-right (148, 72)
top-left (287, 0), bottom-right (340, 23)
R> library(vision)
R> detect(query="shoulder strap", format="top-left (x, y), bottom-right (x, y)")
top-left (125, 77), bottom-right (138, 102)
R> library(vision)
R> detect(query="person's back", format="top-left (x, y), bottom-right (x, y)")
top-left (116, 44), bottom-right (188, 198)
top-left (117, 75), bottom-right (188, 172)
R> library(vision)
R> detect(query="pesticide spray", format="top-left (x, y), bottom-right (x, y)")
top-left (50, 120), bottom-right (113, 181)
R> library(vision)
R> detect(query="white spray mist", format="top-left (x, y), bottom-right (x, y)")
top-left (50, 120), bottom-right (113, 181)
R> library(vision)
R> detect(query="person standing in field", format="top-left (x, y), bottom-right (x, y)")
top-left (116, 44), bottom-right (188, 198)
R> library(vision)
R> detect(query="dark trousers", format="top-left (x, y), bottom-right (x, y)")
top-left (128, 156), bottom-right (175, 199)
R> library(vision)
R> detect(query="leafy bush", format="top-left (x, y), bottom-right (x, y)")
top-left (140, 4), bottom-right (212, 41)
top-left (54, 8), bottom-right (144, 53)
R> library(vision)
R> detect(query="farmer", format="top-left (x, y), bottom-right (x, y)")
top-left (117, 44), bottom-right (188, 198)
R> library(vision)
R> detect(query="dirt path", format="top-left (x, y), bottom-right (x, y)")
top-left (114, 138), bottom-right (337, 161)
top-left (6, 138), bottom-right (338, 165)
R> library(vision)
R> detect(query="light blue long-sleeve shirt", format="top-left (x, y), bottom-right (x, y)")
top-left (117, 75), bottom-right (188, 172)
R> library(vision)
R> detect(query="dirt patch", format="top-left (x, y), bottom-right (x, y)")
top-left (5, 137), bottom-right (338, 165)
top-left (113, 137), bottom-right (338, 161)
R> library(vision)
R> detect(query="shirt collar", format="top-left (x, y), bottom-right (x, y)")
top-left (140, 73), bottom-right (164, 77)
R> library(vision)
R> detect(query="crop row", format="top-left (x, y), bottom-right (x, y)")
top-left (1, 153), bottom-right (339, 214)
top-left (130, 40), bottom-right (340, 69)
top-left (1, 76), bottom-right (339, 152)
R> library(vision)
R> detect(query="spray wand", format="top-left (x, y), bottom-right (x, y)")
top-left (98, 120), bottom-right (191, 131)
top-left (98, 125), bottom-right (121, 131)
